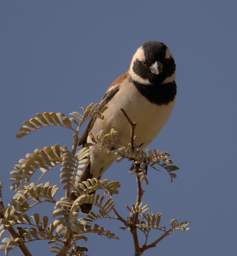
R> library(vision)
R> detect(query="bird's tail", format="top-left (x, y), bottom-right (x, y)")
top-left (78, 163), bottom-right (94, 213)
top-left (75, 145), bottom-right (114, 213)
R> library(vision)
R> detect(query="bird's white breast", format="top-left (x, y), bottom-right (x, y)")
top-left (87, 80), bottom-right (175, 178)
top-left (90, 80), bottom-right (175, 147)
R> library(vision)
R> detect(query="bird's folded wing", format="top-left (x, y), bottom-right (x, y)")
top-left (78, 72), bottom-right (128, 146)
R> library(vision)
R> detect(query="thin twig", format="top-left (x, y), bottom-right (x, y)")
top-left (57, 231), bottom-right (73, 256)
top-left (143, 231), bottom-right (149, 246)
top-left (0, 182), bottom-right (32, 256)
top-left (112, 207), bottom-right (128, 227)
top-left (135, 173), bottom-right (144, 205)
top-left (141, 227), bottom-right (174, 252)
top-left (130, 170), bottom-right (145, 256)
top-left (112, 203), bottom-right (140, 255)
top-left (120, 109), bottom-right (146, 255)
top-left (120, 108), bottom-right (136, 150)
top-left (130, 227), bottom-right (140, 256)
top-left (59, 128), bottom-right (77, 255)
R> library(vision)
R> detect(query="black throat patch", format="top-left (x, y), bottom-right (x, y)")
top-left (133, 81), bottom-right (177, 105)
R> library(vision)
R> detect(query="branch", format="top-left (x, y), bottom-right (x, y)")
top-left (59, 125), bottom-right (78, 255)
top-left (0, 182), bottom-right (32, 256)
top-left (143, 231), bottom-right (149, 246)
top-left (141, 227), bottom-right (173, 252)
top-left (130, 170), bottom-right (145, 256)
top-left (135, 172), bottom-right (144, 206)
top-left (112, 207), bottom-right (128, 227)
top-left (120, 109), bottom-right (146, 255)
top-left (130, 225), bottom-right (140, 256)
top-left (57, 231), bottom-right (73, 256)
top-left (120, 108), bottom-right (136, 150)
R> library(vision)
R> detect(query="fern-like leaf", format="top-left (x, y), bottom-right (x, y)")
top-left (52, 197), bottom-right (73, 218)
top-left (49, 241), bottom-right (65, 255)
top-left (3, 206), bottom-right (31, 226)
top-left (148, 150), bottom-right (179, 181)
top-left (79, 211), bottom-right (99, 224)
top-left (70, 194), bottom-right (94, 218)
top-left (74, 147), bottom-right (90, 189)
top-left (94, 194), bottom-right (114, 217)
top-left (12, 216), bottom-right (64, 243)
top-left (11, 182), bottom-right (58, 212)
top-left (76, 178), bottom-right (100, 194)
top-left (10, 145), bottom-right (64, 190)
top-left (128, 202), bottom-right (150, 216)
top-left (0, 237), bottom-right (16, 255)
top-left (75, 178), bottom-right (120, 196)
top-left (78, 103), bottom-right (98, 126)
top-left (99, 179), bottom-right (120, 195)
top-left (16, 112), bottom-right (73, 138)
top-left (60, 148), bottom-right (77, 192)
top-left (82, 224), bottom-right (118, 240)
top-left (137, 213), bottom-right (162, 231)
top-left (170, 219), bottom-right (190, 231)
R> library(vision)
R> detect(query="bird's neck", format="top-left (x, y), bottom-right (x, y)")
top-left (133, 80), bottom-right (177, 105)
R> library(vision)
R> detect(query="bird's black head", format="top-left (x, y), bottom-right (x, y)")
top-left (129, 41), bottom-right (176, 85)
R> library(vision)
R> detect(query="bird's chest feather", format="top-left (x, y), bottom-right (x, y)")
top-left (90, 81), bottom-right (175, 147)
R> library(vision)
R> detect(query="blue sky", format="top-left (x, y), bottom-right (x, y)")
top-left (0, 1), bottom-right (236, 255)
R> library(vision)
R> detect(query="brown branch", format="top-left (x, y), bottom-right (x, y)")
top-left (141, 227), bottom-right (174, 252)
top-left (57, 231), bottom-right (73, 256)
top-left (112, 207), bottom-right (128, 227)
top-left (120, 109), bottom-right (146, 255)
top-left (120, 108), bottom-right (136, 150)
top-left (135, 173), bottom-right (144, 206)
top-left (112, 206), bottom-right (142, 255)
top-left (0, 183), bottom-right (32, 256)
top-left (130, 227), bottom-right (141, 256)
top-left (130, 171), bottom-right (145, 256)
top-left (60, 130), bottom-right (76, 254)
top-left (143, 231), bottom-right (149, 246)
top-left (4, 226), bottom-right (32, 256)
top-left (59, 119), bottom-right (82, 255)
top-left (113, 108), bottom-right (175, 255)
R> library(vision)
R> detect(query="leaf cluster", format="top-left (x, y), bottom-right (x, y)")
top-left (0, 103), bottom-right (189, 256)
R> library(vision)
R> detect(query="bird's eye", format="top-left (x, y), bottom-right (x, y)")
top-left (141, 61), bottom-right (148, 67)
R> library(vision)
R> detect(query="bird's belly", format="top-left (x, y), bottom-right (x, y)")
top-left (110, 101), bottom-right (174, 147)
top-left (87, 82), bottom-right (175, 178)
top-left (128, 102), bottom-right (174, 146)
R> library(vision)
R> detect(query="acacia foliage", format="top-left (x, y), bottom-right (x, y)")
top-left (0, 102), bottom-right (189, 256)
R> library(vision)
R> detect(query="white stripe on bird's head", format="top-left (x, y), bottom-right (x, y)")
top-left (128, 47), bottom-right (151, 85)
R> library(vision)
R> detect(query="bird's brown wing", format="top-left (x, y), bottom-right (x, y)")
top-left (78, 72), bottom-right (128, 146)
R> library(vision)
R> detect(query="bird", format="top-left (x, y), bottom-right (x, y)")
top-left (78, 41), bottom-right (176, 212)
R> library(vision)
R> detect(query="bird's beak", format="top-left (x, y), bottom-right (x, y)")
top-left (150, 61), bottom-right (160, 75)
